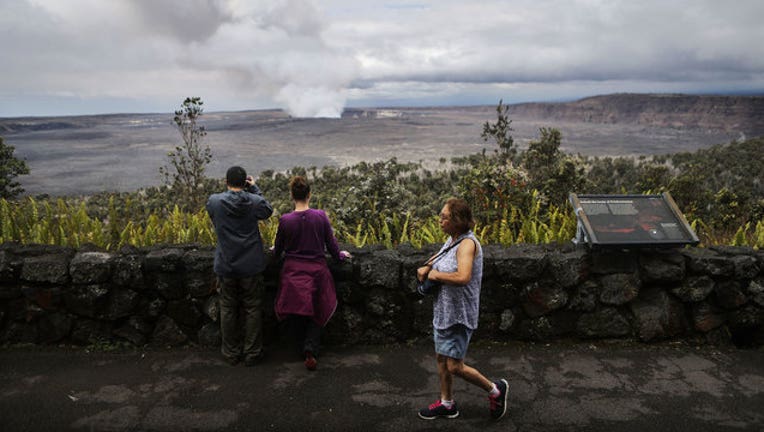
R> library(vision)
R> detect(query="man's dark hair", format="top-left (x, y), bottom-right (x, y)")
top-left (226, 166), bottom-right (247, 188)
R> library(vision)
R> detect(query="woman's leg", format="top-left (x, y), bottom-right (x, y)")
top-left (446, 357), bottom-right (494, 391)
top-left (436, 354), bottom-right (453, 400)
top-left (301, 318), bottom-right (320, 370)
top-left (282, 315), bottom-right (306, 357)
top-left (303, 318), bottom-right (322, 356)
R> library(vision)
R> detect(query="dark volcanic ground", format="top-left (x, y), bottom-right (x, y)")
top-left (0, 104), bottom-right (748, 196)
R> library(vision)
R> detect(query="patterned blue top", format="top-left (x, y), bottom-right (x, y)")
top-left (432, 231), bottom-right (483, 330)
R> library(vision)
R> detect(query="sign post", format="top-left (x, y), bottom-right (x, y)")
top-left (569, 192), bottom-right (699, 248)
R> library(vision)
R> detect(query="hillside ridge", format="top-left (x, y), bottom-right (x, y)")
top-left (3, 93), bottom-right (764, 136)
top-left (507, 93), bottom-right (764, 134)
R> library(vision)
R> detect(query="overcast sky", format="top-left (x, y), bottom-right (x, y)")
top-left (2, 0), bottom-right (763, 117)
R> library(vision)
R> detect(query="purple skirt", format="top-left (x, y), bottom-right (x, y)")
top-left (274, 258), bottom-right (337, 327)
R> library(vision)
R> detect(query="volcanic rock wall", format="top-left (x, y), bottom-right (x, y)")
top-left (1, 242), bottom-right (762, 348)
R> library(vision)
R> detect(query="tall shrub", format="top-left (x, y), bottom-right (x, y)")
top-left (0, 136), bottom-right (30, 199)
top-left (159, 97), bottom-right (213, 211)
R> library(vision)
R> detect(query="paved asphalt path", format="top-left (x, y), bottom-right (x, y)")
top-left (1, 340), bottom-right (763, 432)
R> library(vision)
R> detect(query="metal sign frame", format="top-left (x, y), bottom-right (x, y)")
top-left (569, 192), bottom-right (699, 248)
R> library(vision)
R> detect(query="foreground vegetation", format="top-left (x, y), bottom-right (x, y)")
top-left (0, 192), bottom-right (581, 249)
top-left (1, 99), bottom-right (762, 250)
top-left (1, 136), bottom-right (763, 250)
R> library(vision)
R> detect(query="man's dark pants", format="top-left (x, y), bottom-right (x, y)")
top-left (219, 275), bottom-right (264, 362)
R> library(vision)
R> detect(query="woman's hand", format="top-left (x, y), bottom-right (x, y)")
top-left (416, 265), bottom-right (431, 282)
top-left (427, 269), bottom-right (440, 281)
top-left (340, 250), bottom-right (353, 260)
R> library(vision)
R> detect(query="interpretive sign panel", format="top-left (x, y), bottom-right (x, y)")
top-left (569, 192), bottom-right (699, 248)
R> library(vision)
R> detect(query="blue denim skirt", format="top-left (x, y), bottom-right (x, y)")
top-left (433, 324), bottom-right (474, 359)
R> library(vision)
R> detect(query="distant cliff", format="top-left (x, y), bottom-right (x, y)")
top-left (0, 120), bottom-right (80, 134)
top-left (509, 93), bottom-right (764, 135)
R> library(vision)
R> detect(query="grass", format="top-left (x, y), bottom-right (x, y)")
top-left (1, 197), bottom-right (761, 250)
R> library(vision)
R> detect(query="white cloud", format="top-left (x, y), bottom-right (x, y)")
top-left (1, 0), bottom-right (763, 117)
top-left (329, 0), bottom-right (764, 85)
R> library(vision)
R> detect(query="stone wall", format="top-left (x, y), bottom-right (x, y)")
top-left (1, 242), bottom-right (762, 348)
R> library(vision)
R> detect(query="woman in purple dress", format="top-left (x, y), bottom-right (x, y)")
top-left (272, 176), bottom-right (351, 370)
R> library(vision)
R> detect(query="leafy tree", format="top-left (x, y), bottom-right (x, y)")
top-left (710, 188), bottom-right (743, 229)
top-left (667, 137), bottom-right (764, 226)
top-left (522, 128), bottom-right (586, 207)
top-left (159, 97), bottom-right (213, 210)
top-left (481, 99), bottom-right (516, 161)
top-left (458, 151), bottom-right (531, 224)
top-left (456, 100), bottom-right (532, 225)
top-left (0, 136), bottom-right (30, 199)
top-left (582, 155), bottom-right (671, 195)
top-left (632, 160), bottom-right (672, 193)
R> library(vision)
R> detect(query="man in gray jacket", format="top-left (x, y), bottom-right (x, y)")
top-left (206, 166), bottom-right (273, 366)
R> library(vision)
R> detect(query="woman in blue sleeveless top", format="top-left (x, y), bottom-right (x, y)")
top-left (416, 198), bottom-right (509, 421)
